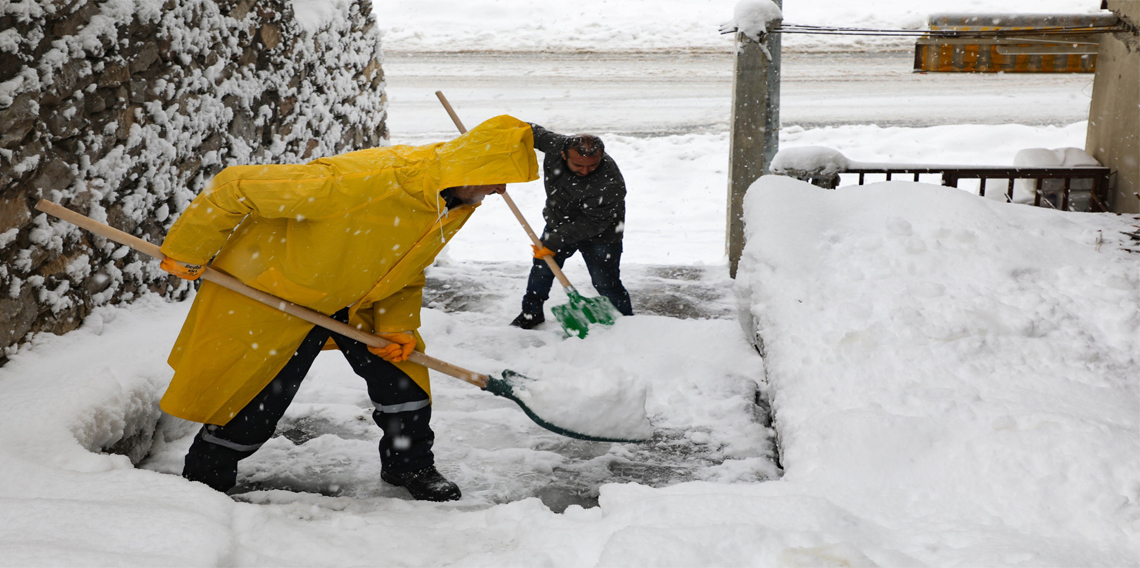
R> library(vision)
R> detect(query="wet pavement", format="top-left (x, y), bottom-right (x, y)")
top-left (223, 261), bottom-right (780, 512)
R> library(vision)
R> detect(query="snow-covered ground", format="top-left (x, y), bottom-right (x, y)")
top-left (373, 0), bottom-right (1103, 53)
top-left (3, 169), bottom-right (1135, 564)
top-left (4, 0), bottom-right (1138, 565)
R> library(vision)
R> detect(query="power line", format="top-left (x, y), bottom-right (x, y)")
top-left (721, 23), bottom-right (1130, 39)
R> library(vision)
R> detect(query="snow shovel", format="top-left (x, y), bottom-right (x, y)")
top-left (34, 199), bottom-right (646, 444)
top-left (435, 91), bottom-right (621, 339)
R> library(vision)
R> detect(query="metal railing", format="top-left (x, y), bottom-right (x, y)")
top-left (843, 166), bottom-right (1112, 212)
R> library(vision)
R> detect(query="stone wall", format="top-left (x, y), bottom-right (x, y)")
top-left (0, 0), bottom-right (387, 363)
top-left (1086, 0), bottom-right (1139, 214)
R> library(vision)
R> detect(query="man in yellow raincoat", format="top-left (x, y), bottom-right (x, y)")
top-left (158, 116), bottom-right (538, 501)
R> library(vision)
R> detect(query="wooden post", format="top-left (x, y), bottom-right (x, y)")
top-left (727, 5), bottom-right (782, 278)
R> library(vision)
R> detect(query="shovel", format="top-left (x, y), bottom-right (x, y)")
top-left (34, 199), bottom-right (646, 443)
top-left (435, 91), bottom-right (621, 339)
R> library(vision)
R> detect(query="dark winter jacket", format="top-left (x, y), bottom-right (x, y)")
top-left (530, 123), bottom-right (626, 250)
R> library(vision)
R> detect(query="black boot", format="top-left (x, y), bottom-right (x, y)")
top-left (509, 311), bottom-right (545, 329)
top-left (182, 430), bottom-right (249, 493)
top-left (382, 465), bottom-right (462, 502)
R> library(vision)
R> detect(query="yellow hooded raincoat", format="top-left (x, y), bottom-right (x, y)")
top-left (159, 116), bottom-right (539, 425)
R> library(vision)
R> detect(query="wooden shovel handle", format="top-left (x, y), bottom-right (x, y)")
top-left (34, 199), bottom-right (490, 389)
top-left (434, 90), bottom-right (574, 290)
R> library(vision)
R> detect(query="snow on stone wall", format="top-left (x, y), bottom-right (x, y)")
top-left (0, 0), bottom-right (387, 363)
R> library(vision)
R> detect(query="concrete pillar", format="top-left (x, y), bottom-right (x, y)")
top-left (727, 6), bottom-right (782, 278)
top-left (1086, 0), bottom-right (1140, 214)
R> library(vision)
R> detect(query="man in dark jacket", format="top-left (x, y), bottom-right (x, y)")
top-left (511, 124), bottom-right (634, 329)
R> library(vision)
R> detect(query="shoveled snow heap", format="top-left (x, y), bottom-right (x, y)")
top-left (509, 367), bottom-right (654, 441)
top-left (736, 175), bottom-right (1139, 564)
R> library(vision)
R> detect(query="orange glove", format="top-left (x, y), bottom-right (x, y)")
top-left (532, 244), bottom-right (555, 259)
top-left (160, 256), bottom-right (205, 281)
top-left (368, 331), bottom-right (416, 362)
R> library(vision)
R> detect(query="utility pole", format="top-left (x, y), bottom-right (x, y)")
top-left (726, 2), bottom-right (782, 278)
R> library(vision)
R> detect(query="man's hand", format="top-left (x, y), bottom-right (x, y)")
top-left (532, 244), bottom-right (555, 259)
top-left (160, 256), bottom-right (205, 281)
top-left (369, 331), bottom-right (416, 362)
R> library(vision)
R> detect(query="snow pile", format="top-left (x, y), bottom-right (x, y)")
top-left (1009, 147), bottom-right (1102, 204)
top-left (1014, 146), bottom-right (1100, 169)
top-left (770, 145), bottom-right (850, 176)
top-left (736, 175), bottom-right (1139, 564)
top-left (720, 0), bottom-right (782, 42)
top-left (509, 367), bottom-right (654, 441)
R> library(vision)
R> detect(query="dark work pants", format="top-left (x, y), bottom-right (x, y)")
top-left (522, 239), bottom-right (634, 317)
top-left (182, 309), bottom-right (435, 492)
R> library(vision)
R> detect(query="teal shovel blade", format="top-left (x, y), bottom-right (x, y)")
top-left (484, 370), bottom-right (648, 443)
top-left (551, 290), bottom-right (621, 339)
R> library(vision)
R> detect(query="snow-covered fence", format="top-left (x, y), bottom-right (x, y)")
top-left (0, 0), bottom-right (387, 363)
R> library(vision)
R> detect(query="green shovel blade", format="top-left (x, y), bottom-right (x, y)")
top-left (551, 290), bottom-right (621, 339)
top-left (484, 370), bottom-right (649, 443)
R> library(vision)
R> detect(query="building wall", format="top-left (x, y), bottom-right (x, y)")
top-left (1086, 0), bottom-right (1139, 213)
top-left (0, 0), bottom-right (387, 364)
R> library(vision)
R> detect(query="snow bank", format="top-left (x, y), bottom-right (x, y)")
top-left (736, 175), bottom-right (1140, 564)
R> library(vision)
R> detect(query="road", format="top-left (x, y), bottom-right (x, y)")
top-left (382, 50), bottom-right (1094, 142)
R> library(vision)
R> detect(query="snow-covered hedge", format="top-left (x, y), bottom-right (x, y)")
top-left (0, 0), bottom-right (387, 363)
